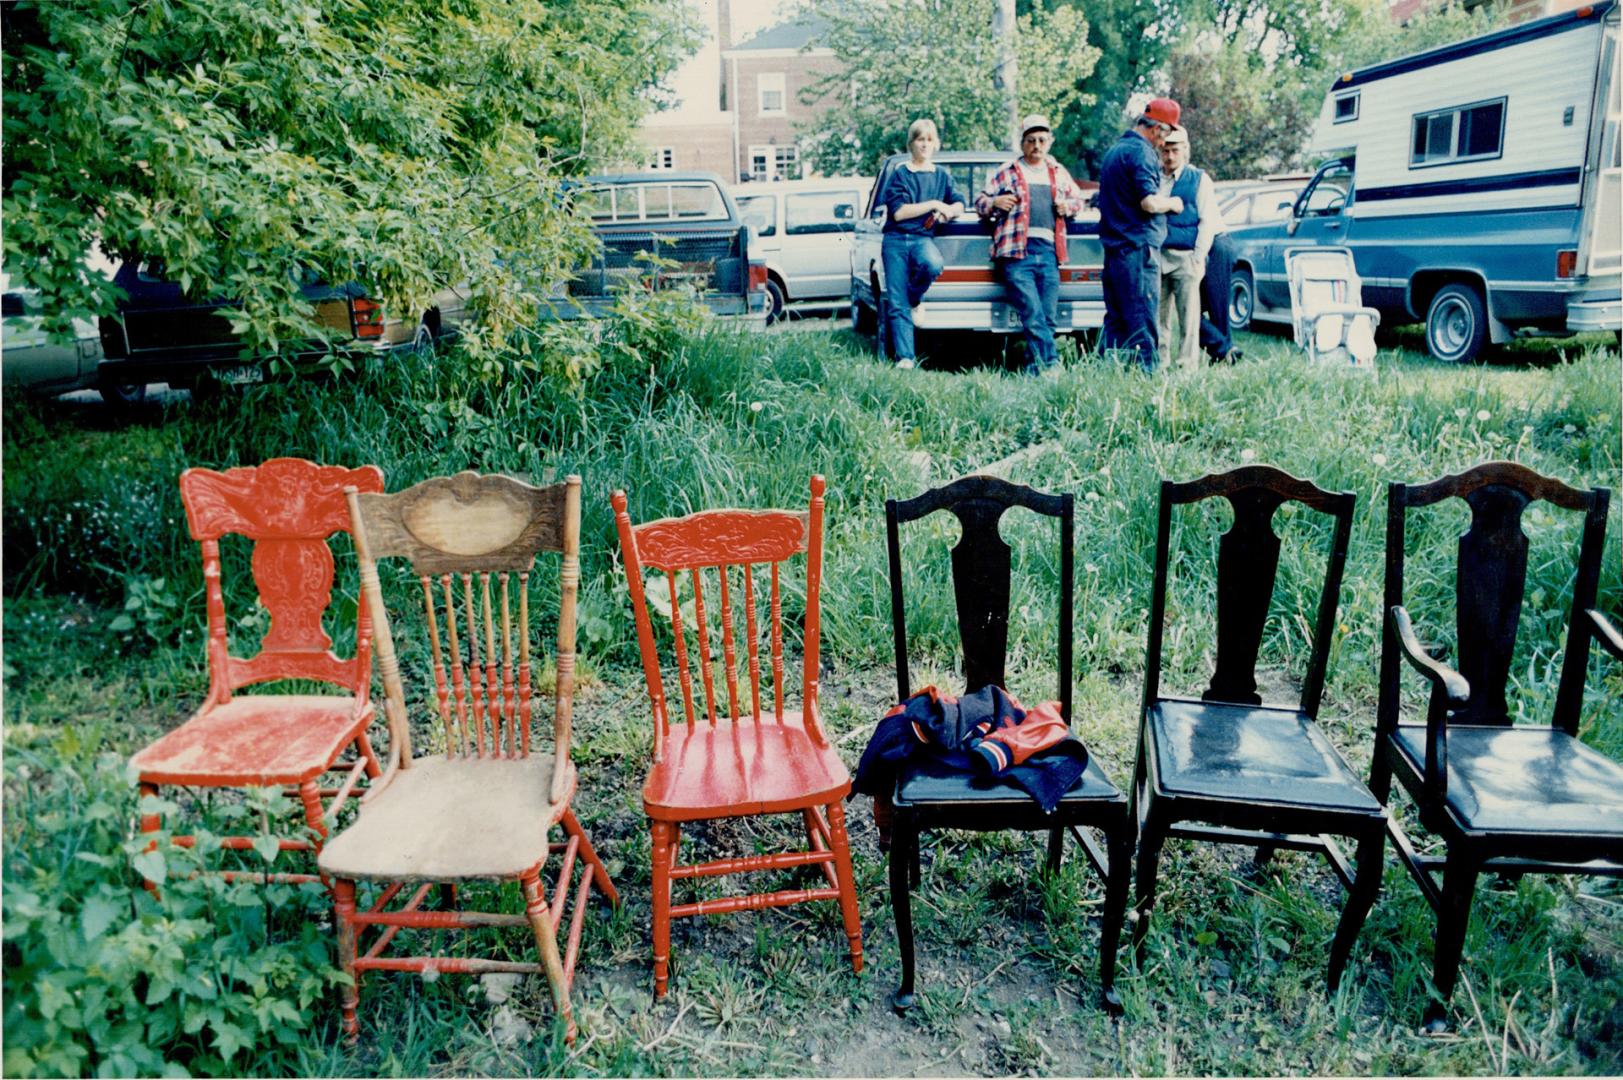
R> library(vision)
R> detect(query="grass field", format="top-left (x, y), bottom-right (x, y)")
top-left (3, 318), bottom-right (1620, 1076)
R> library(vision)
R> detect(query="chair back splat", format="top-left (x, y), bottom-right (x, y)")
top-left (611, 478), bottom-right (826, 762)
top-left (180, 457), bottom-right (386, 698)
top-left (885, 474), bottom-right (1073, 718)
top-left (345, 472), bottom-right (578, 795)
top-left (1145, 465), bottom-right (1354, 717)
top-left (1380, 461), bottom-right (1610, 734)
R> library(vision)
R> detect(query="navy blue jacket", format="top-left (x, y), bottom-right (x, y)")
top-left (1097, 129), bottom-right (1165, 251)
top-left (880, 164), bottom-right (961, 236)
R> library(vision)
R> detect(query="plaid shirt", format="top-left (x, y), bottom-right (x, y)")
top-left (975, 157), bottom-right (1086, 264)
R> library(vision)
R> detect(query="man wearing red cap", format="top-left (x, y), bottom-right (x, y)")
top-left (1096, 97), bottom-right (1186, 371)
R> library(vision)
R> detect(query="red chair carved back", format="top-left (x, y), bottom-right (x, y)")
top-left (611, 476), bottom-right (827, 762)
top-left (179, 457), bottom-right (385, 700)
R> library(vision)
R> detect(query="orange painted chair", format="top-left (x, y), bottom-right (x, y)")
top-left (611, 476), bottom-right (863, 997)
top-left (131, 458), bottom-right (387, 886)
top-left (319, 472), bottom-right (617, 1043)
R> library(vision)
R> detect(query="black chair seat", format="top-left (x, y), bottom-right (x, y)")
top-left (896, 753), bottom-right (1123, 807)
top-left (1392, 724), bottom-right (1623, 836)
top-left (1151, 699), bottom-right (1381, 813)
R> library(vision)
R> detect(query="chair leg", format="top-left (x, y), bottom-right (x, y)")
top-left (333, 878), bottom-right (360, 1044)
top-left (909, 831), bottom-right (921, 889)
top-left (1045, 826), bottom-right (1064, 877)
top-left (889, 815), bottom-right (918, 1012)
top-left (650, 819), bottom-right (675, 999)
top-left (1098, 819), bottom-right (1132, 1014)
top-left (1327, 825), bottom-right (1385, 992)
top-left (563, 809), bottom-right (620, 908)
top-left (355, 730), bottom-right (383, 779)
top-left (1368, 741), bottom-right (1393, 804)
top-left (522, 867), bottom-right (576, 1044)
top-left (1132, 815), bottom-right (1167, 962)
top-left (826, 800), bottom-right (864, 975)
top-left (438, 883), bottom-right (457, 910)
top-left (1252, 844), bottom-right (1277, 870)
top-left (138, 781), bottom-right (161, 894)
top-left (1424, 849), bottom-right (1479, 1033)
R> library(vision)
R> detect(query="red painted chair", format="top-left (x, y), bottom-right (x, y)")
top-left (612, 476), bottom-right (863, 997)
top-left (131, 458), bottom-right (386, 886)
top-left (319, 472), bottom-right (617, 1044)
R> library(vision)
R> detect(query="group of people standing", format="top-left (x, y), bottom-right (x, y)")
top-left (876, 97), bottom-right (1240, 374)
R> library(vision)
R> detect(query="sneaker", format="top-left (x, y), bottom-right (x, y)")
top-left (895, 357), bottom-right (916, 370)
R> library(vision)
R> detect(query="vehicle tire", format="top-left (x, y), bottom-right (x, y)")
top-left (764, 278), bottom-right (786, 325)
top-left (98, 375), bottom-right (146, 409)
top-left (850, 296), bottom-right (877, 336)
top-left (1229, 266), bottom-right (1255, 332)
top-left (1425, 283), bottom-right (1488, 364)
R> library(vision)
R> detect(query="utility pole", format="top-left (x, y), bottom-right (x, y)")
top-left (992, 0), bottom-right (1018, 151)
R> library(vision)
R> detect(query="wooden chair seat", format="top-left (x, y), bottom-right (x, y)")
top-left (318, 755), bottom-right (571, 882)
top-left (642, 714), bottom-right (850, 821)
top-left (1150, 699), bottom-right (1381, 814)
top-left (896, 752), bottom-right (1122, 807)
top-left (1391, 725), bottom-right (1623, 838)
top-left (132, 696), bottom-right (373, 787)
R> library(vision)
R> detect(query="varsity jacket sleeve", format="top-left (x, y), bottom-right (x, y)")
top-left (967, 700), bottom-right (1071, 774)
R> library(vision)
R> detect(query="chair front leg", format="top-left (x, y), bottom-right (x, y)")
top-left (1131, 814), bottom-right (1167, 961)
top-left (889, 813), bottom-right (918, 1012)
top-left (1327, 823), bottom-right (1385, 992)
top-left (650, 819), bottom-right (675, 999)
top-left (1045, 826), bottom-right (1064, 877)
top-left (1424, 848), bottom-right (1480, 1033)
top-left (138, 781), bottom-right (162, 895)
top-left (826, 800), bottom-right (864, 974)
top-left (333, 878), bottom-right (360, 1043)
top-left (522, 866), bottom-right (576, 1043)
top-left (1099, 817), bottom-right (1132, 1014)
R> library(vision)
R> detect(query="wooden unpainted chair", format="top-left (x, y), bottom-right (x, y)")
top-left (319, 472), bottom-right (618, 1043)
top-left (130, 457), bottom-right (386, 887)
top-left (611, 476), bottom-right (863, 998)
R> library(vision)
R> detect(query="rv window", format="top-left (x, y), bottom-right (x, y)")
top-left (786, 191), bottom-right (863, 235)
top-left (1334, 92), bottom-right (1359, 124)
top-left (1410, 97), bottom-right (1506, 167)
top-left (737, 195), bottom-right (777, 237)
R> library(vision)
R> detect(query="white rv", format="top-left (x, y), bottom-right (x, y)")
top-left (1227, 2), bottom-right (1620, 362)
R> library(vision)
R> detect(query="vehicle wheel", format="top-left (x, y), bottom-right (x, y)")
top-left (1425, 283), bottom-right (1487, 364)
top-left (410, 321), bottom-right (434, 354)
top-left (850, 296), bottom-right (877, 336)
top-left (1229, 267), bottom-right (1255, 332)
top-left (764, 278), bottom-right (786, 325)
top-left (98, 376), bottom-right (146, 409)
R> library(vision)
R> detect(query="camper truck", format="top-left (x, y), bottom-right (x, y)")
top-left (1227, 2), bottom-right (1620, 362)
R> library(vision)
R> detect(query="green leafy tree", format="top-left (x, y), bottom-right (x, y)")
top-left (1, 0), bottom-right (700, 353)
top-left (795, 0), bottom-right (1100, 177)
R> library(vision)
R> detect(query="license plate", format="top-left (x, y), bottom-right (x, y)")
top-left (994, 302), bottom-right (1074, 330)
top-left (215, 363), bottom-right (264, 386)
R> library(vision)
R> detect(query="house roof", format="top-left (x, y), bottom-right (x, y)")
top-left (728, 13), bottom-right (829, 52)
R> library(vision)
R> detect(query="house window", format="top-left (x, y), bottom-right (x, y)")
top-left (1410, 98), bottom-right (1506, 167)
top-left (758, 72), bottom-right (786, 116)
top-left (748, 144), bottom-right (799, 181)
top-left (649, 146), bottom-right (674, 170)
top-left (1333, 91), bottom-right (1359, 124)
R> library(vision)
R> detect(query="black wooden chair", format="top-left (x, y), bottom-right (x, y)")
top-left (1371, 461), bottom-right (1621, 1031)
top-left (883, 475), bottom-right (1132, 1012)
top-left (1129, 466), bottom-right (1386, 992)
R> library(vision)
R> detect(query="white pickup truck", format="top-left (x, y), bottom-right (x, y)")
top-left (848, 151), bottom-right (1105, 352)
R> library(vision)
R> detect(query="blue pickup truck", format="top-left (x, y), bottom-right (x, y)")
top-left (1227, 2), bottom-right (1620, 362)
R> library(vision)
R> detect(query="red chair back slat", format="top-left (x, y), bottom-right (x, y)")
top-left (612, 479), bottom-right (827, 760)
top-left (178, 458), bottom-right (384, 698)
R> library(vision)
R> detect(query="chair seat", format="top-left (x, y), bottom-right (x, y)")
top-left (1150, 699), bottom-right (1380, 813)
top-left (131, 695), bottom-right (373, 786)
top-left (1392, 725), bottom-right (1623, 836)
top-left (643, 713), bottom-right (850, 821)
top-left (896, 752), bottom-right (1123, 807)
top-left (319, 754), bottom-right (568, 881)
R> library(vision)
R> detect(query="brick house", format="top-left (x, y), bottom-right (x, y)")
top-left (637, 11), bottom-right (845, 182)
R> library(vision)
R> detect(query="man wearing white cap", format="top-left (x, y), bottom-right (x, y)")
top-left (1156, 125), bottom-right (1224, 369)
top-left (975, 114), bottom-right (1088, 374)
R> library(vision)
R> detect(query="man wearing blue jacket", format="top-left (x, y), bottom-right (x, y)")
top-left (1095, 97), bottom-right (1186, 371)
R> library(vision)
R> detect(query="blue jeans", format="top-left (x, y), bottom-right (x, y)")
top-left (1101, 242), bottom-right (1160, 371)
top-left (999, 237), bottom-right (1060, 372)
top-left (881, 234), bottom-right (944, 362)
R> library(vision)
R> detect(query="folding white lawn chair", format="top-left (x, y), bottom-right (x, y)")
top-left (1285, 247), bottom-right (1380, 370)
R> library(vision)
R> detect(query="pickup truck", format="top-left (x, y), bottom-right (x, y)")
top-left (560, 172), bottom-right (768, 324)
top-left (1227, 3), bottom-right (1621, 362)
top-left (98, 261), bottom-right (466, 389)
top-left (848, 151), bottom-right (1104, 352)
